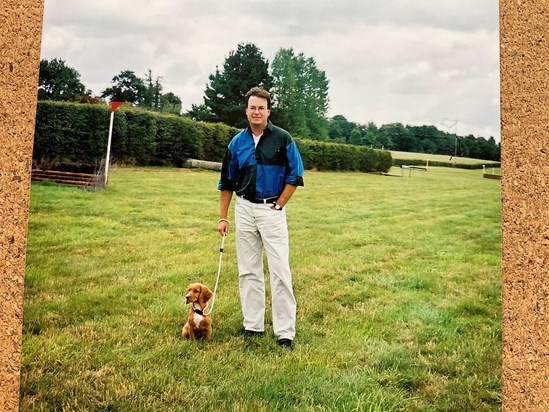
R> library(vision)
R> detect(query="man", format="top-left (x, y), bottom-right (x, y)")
top-left (217, 87), bottom-right (304, 349)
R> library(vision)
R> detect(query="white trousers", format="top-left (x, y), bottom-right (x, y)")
top-left (235, 196), bottom-right (296, 340)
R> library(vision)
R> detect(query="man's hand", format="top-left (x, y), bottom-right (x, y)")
top-left (218, 218), bottom-right (229, 235)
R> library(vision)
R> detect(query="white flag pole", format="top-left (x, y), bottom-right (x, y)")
top-left (104, 102), bottom-right (122, 186)
top-left (104, 110), bottom-right (115, 185)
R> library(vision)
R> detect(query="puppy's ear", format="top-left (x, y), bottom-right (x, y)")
top-left (199, 285), bottom-right (213, 306)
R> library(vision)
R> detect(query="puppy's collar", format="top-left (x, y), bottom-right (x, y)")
top-left (192, 304), bottom-right (210, 316)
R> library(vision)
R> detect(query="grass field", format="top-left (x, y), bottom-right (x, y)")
top-left (21, 166), bottom-right (501, 411)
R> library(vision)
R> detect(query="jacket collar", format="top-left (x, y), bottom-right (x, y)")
top-left (247, 120), bottom-right (274, 135)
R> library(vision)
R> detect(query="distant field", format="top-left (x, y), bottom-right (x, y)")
top-left (389, 150), bottom-right (500, 166)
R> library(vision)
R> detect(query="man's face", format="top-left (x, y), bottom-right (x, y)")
top-left (246, 96), bottom-right (271, 129)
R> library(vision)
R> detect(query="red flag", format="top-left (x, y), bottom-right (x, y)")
top-left (111, 101), bottom-right (123, 112)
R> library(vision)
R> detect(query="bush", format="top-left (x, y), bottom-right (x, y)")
top-left (34, 102), bottom-right (237, 169)
top-left (295, 138), bottom-right (391, 173)
top-left (33, 102), bottom-right (111, 169)
top-left (115, 109), bottom-right (157, 165)
top-left (200, 122), bottom-right (239, 163)
top-left (33, 102), bottom-right (391, 173)
top-left (153, 115), bottom-right (197, 167)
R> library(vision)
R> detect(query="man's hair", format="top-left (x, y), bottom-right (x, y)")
top-left (245, 87), bottom-right (271, 109)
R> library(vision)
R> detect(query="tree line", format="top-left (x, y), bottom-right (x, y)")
top-left (328, 116), bottom-right (500, 161)
top-left (38, 59), bottom-right (182, 115)
top-left (38, 43), bottom-right (500, 161)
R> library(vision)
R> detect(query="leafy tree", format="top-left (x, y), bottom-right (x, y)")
top-left (487, 136), bottom-right (500, 160)
top-left (420, 138), bottom-right (437, 154)
top-left (409, 126), bottom-right (453, 156)
top-left (142, 69), bottom-right (156, 109)
top-left (203, 43), bottom-right (272, 128)
top-left (458, 135), bottom-right (475, 158)
top-left (186, 104), bottom-right (215, 122)
top-left (153, 79), bottom-right (164, 110)
top-left (475, 136), bottom-right (500, 160)
top-left (377, 124), bottom-right (397, 150)
top-left (301, 55), bottom-right (330, 140)
top-left (363, 122), bottom-right (378, 147)
top-left (328, 115), bottom-right (356, 143)
top-left (101, 70), bottom-right (146, 105)
top-left (349, 127), bottom-right (363, 145)
top-left (440, 132), bottom-right (457, 157)
top-left (271, 48), bottom-right (329, 140)
top-left (160, 92), bottom-right (182, 115)
top-left (38, 58), bottom-right (87, 101)
top-left (142, 69), bottom-right (165, 110)
top-left (382, 123), bottom-right (414, 152)
top-left (140, 70), bottom-right (183, 114)
top-left (270, 48), bottom-right (307, 136)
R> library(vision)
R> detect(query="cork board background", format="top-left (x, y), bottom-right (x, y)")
top-left (0, 1), bottom-right (547, 411)
top-left (0, 1), bottom-right (45, 411)
top-left (500, 1), bottom-right (549, 410)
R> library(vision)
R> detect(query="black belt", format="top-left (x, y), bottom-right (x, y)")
top-left (240, 195), bottom-right (279, 204)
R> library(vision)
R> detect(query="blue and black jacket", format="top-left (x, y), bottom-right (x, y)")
top-left (218, 121), bottom-right (304, 199)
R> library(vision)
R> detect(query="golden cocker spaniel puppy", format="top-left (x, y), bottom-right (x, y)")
top-left (181, 283), bottom-right (213, 341)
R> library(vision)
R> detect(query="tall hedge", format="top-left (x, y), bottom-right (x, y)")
top-left (33, 102), bottom-right (111, 168)
top-left (33, 102), bottom-right (392, 173)
top-left (295, 138), bottom-right (392, 173)
top-left (33, 102), bottom-right (237, 169)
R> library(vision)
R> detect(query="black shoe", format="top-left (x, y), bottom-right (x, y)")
top-left (276, 338), bottom-right (293, 349)
top-left (242, 330), bottom-right (265, 338)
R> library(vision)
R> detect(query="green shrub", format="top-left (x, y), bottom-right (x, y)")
top-left (200, 122), bottom-right (239, 162)
top-left (33, 102), bottom-right (391, 173)
top-left (33, 102), bottom-right (111, 168)
top-left (153, 115), bottom-right (201, 167)
top-left (295, 138), bottom-right (391, 173)
top-left (33, 102), bottom-right (234, 169)
top-left (118, 110), bottom-right (157, 165)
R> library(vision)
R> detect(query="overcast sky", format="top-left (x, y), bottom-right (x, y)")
top-left (40, 0), bottom-right (501, 140)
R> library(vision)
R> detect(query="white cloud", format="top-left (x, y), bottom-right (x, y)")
top-left (40, 0), bottom-right (500, 140)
